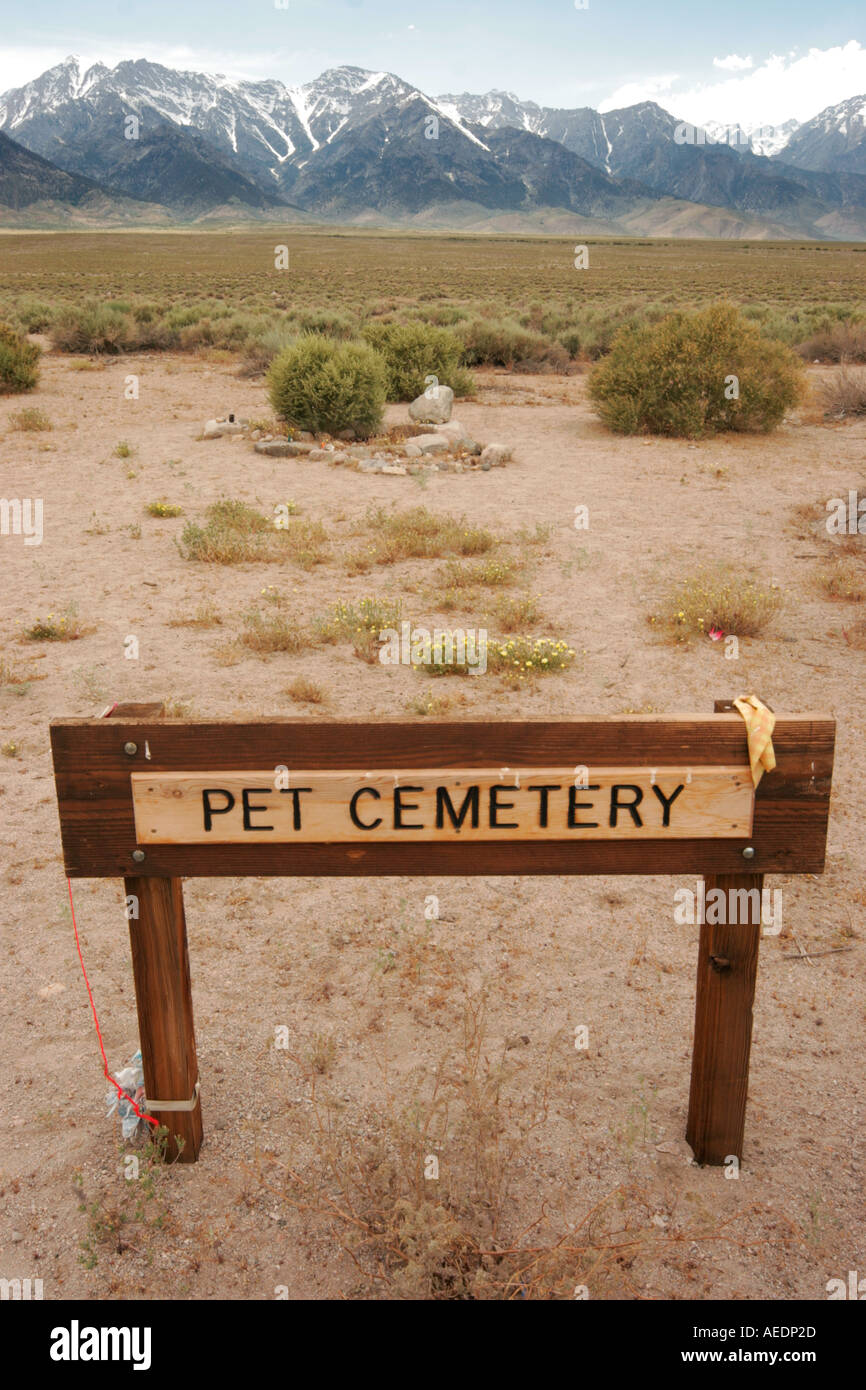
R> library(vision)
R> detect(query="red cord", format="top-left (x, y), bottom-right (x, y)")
top-left (67, 877), bottom-right (159, 1129)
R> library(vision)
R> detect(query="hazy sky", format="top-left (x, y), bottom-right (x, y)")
top-left (3, 0), bottom-right (866, 124)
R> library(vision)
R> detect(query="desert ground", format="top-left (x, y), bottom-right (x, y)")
top-left (1, 330), bottom-right (864, 1299)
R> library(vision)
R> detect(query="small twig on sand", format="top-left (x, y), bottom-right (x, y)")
top-left (774, 947), bottom-right (853, 963)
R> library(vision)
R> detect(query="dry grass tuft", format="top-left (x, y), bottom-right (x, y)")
top-left (486, 635), bottom-right (576, 682)
top-left (819, 366), bottom-right (866, 419)
top-left (362, 506), bottom-right (495, 566)
top-left (438, 557), bottom-right (517, 589)
top-left (489, 593), bottom-right (543, 629)
top-left (817, 556), bottom-right (866, 602)
top-left (162, 697), bottom-right (196, 718)
top-left (180, 499), bottom-right (328, 567)
top-left (285, 675), bottom-right (327, 704)
top-left (9, 407), bottom-right (51, 431)
top-left (305, 1032), bottom-right (338, 1076)
top-left (318, 596), bottom-right (403, 663)
top-left (0, 652), bottom-right (44, 689)
top-left (167, 602), bottom-right (222, 629)
top-left (21, 603), bottom-right (92, 642)
top-left (405, 690), bottom-right (454, 716)
top-left (650, 565), bottom-right (783, 641)
top-left (237, 610), bottom-right (311, 655)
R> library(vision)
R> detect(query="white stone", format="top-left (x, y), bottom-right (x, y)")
top-left (480, 443), bottom-right (512, 467)
top-left (408, 385), bottom-right (454, 425)
top-left (412, 433), bottom-right (450, 454)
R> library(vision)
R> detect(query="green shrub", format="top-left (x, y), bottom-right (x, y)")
top-left (415, 305), bottom-right (468, 327)
top-left (796, 320), bottom-right (866, 363)
top-left (460, 318), bottom-right (539, 367)
top-left (13, 298), bottom-right (53, 333)
top-left (131, 317), bottom-right (180, 351)
top-left (297, 309), bottom-right (357, 339)
top-left (268, 335), bottom-right (388, 438)
top-left (361, 320), bottom-right (466, 400)
top-left (460, 317), bottom-right (569, 372)
top-left (0, 322), bottom-right (40, 394)
top-left (164, 304), bottom-right (208, 330)
top-left (131, 302), bottom-right (164, 324)
top-left (588, 303), bottom-right (805, 438)
top-left (50, 301), bottom-right (131, 354)
top-left (240, 324), bottom-right (296, 376)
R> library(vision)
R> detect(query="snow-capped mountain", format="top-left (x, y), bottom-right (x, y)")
top-left (439, 91), bottom-right (866, 224)
top-left (441, 90), bottom-right (799, 171)
top-left (0, 57), bottom-right (490, 192)
top-left (439, 90), bottom-right (611, 167)
top-left (742, 119), bottom-right (800, 159)
top-left (1, 56), bottom-right (865, 237)
top-left (776, 94), bottom-right (866, 175)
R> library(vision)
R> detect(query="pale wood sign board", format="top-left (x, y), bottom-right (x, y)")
top-left (131, 764), bottom-right (754, 845)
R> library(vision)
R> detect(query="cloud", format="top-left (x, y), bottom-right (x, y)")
top-left (600, 73), bottom-right (678, 111)
top-left (713, 54), bottom-right (753, 72)
top-left (600, 41), bottom-right (866, 125)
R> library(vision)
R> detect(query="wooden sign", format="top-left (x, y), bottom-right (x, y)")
top-left (130, 765), bottom-right (754, 845)
top-left (49, 705), bottom-right (835, 1171)
top-left (50, 712), bottom-right (832, 877)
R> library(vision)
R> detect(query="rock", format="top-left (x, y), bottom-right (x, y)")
top-left (203, 417), bottom-right (247, 439)
top-left (357, 458), bottom-right (383, 473)
top-left (254, 440), bottom-right (314, 458)
top-left (251, 429), bottom-right (262, 441)
top-left (296, 431), bottom-right (315, 442)
top-left (413, 433), bottom-right (450, 454)
top-left (403, 442), bottom-right (423, 459)
top-left (329, 452), bottom-right (348, 465)
top-left (439, 420), bottom-right (482, 453)
top-left (347, 445), bottom-right (373, 459)
top-left (381, 463), bottom-right (407, 475)
top-left (408, 385), bottom-right (454, 425)
top-left (480, 443), bottom-right (511, 467)
top-left (254, 441), bottom-right (293, 457)
top-left (481, 459), bottom-right (492, 471)
top-left (307, 448), bottom-right (334, 461)
top-left (337, 428), bottom-right (356, 441)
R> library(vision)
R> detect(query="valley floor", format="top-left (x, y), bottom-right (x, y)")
top-left (1, 353), bottom-right (863, 1299)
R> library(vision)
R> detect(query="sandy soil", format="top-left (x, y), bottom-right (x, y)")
top-left (1, 351), bottom-right (864, 1300)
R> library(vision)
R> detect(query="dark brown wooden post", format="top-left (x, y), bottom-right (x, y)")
top-left (687, 697), bottom-right (764, 1165)
top-left (110, 703), bottom-right (202, 1163)
top-left (123, 875), bottom-right (203, 1163)
top-left (685, 872), bottom-right (763, 1165)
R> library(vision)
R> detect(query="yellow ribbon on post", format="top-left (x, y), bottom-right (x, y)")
top-left (733, 694), bottom-right (776, 788)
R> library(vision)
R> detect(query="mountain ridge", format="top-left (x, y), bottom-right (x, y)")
top-left (2, 56), bottom-right (865, 237)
